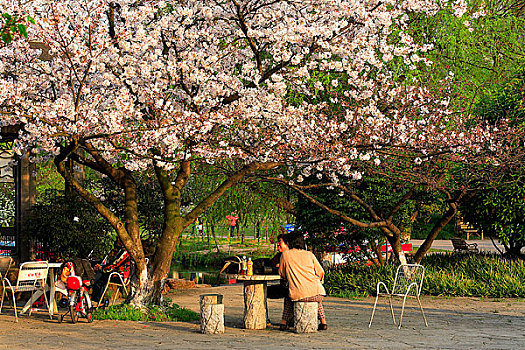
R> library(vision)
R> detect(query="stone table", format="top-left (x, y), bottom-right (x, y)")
top-left (222, 274), bottom-right (281, 330)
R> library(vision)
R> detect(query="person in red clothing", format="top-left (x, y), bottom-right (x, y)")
top-left (225, 211), bottom-right (239, 238)
top-left (91, 238), bottom-right (131, 304)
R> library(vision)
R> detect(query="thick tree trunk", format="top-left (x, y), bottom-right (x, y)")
top-left (385, 231), bottom-right (407, 265)
top-left (58, 145), bottom-right (280, 306)
top-left (129, 215), bottom-right (183, 305)
top-left (413, 205), bottom-right (457, 263)
top-left (132, 161), bottom-right (281, 305)
top-left (128, 264), bottom-right (154, 307)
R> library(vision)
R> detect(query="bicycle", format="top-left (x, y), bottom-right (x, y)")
top-left (59, 275), bottom-right (93, 323)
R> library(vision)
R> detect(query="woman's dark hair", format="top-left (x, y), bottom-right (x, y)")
top-left (284, 231), bottom-right (306, 250)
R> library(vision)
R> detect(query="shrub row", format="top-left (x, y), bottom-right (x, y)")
top-left (325, 253), bottom-right (525, 298)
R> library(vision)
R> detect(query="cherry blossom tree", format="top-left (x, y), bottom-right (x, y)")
top-left (0, 0), bottom-right (514, 304)
top-left (260, 76), bottom-right (524, 264)
top-left (253, 0), bottom-right (525, 264)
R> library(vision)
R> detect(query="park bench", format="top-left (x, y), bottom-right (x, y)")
top-left (451, 238), bottom-right (479, 253)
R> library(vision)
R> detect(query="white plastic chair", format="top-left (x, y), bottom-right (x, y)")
top-left (0, 261), bottom-right (51, 322)
top-left (369, 264), bottom-right (428, 329)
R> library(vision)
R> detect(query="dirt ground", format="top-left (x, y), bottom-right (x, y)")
top-left (1, 283), bottom-right (525, 349)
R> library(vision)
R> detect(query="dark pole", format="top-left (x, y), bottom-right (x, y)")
top-left (14, 159), bottom-right (21, 260)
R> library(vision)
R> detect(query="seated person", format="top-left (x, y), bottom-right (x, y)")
top-left (91, 238), bottom-right (131, 304)
top-left (278, 231), bottom-right (327, 331)
top-left (55, 258), bottom-right (96, 298)
top-left (267, 233), bottom-right (291, 300)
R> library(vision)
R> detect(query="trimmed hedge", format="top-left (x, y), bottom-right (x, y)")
top-left (325, 253), bottom-right (525, 298)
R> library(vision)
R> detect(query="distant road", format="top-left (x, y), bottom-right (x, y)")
top-left (410, 239), bottom-right (504, 253)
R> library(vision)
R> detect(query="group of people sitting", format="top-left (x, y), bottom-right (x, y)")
top-left (56, 238), bottom-right (132, 307)
top-left (56, 232), bottom-right (327, 330)
top-left (270, 231), bottom-right (328, 331)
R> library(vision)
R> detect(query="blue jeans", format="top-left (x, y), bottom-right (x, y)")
top-left (229, 226), bottom-right (235, 238)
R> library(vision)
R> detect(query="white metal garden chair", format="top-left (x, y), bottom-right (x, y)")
top-left (0, 256), bottom-right (14, 311)
top-left (369, 264), bottom-right (428, 329)
top-left (0, 260), bottom-right (51, 322)
top-left (96, 271), bottom-right (129, 309)
top-left (96, 258), bottom-right (140, 309)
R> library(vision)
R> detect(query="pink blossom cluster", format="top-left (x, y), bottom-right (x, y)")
top-left (0, 0), bottom-right (515, 183)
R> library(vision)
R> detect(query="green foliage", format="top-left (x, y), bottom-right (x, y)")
top-left (24, 190), bottom-right (114, 260)
top-left (461, 180), bottom-right (525, 256)
top-left (474, 69), bottom-right (525, 125)
top-left (295, 176), bottom-right (416, 254)
top-left (407, 0), bottom-right (525, 105)
top-left (93, 300), bottom-right (199, 322)
top-left (93, 304), bottom-right (145, 321)
top-left (162, 302), bottom-right (200, 322)
top-left (325, 263), bottom-right (395, 298)
top-left (421, 253), bottom-right (525, 297)
top-left (460, 69), bottom-right (525, 256)
top-left (36, 161), bottom-right (65, 195)
top-left (173, 250), bottom-right (230, 269)
top-left (411, 215), bottom-right (457, 240)
top-left (325, 253), bottom-right (525, 298)
top-left (1, 13), bottom-right (34, 44)
top-left (0, 185), bottom-right (14, 227)
top-left (185, 162), bottom-right (293, 237)
top-left (173, 241), bottom-right (274, 270)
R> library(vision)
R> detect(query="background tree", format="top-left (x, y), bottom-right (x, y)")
top-left (260, 0), bottom-right (525, 264)
top-left (407, 0), bottom-right (525, 102)
top-left (462, 179), bottom-right (525, 257)
top-left (293, 176), bottom-right (413, 266)
top-left (460, 68), bottom-right (525, 257)
top-left (1, 0), bottom-right (517, 306)
top-left (24, 190), bottom-right (114, 260)
top-left (263, 73), bottom-right (517, 264)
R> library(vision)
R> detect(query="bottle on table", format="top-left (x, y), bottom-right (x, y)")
top-left (247, 257), bottom-right (253, 276)
top-left (241, 256), bottom-right (247, 275)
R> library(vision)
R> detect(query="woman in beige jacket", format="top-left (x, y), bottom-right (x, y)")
top-left (278, 232), bottom-right (328, 331)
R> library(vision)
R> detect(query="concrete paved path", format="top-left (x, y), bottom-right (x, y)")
top-left (1, 284), bottom-right (524, 349)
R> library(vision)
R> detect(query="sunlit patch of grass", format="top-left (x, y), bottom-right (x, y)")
top-left (93, 299), bottom-right (199, 322)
